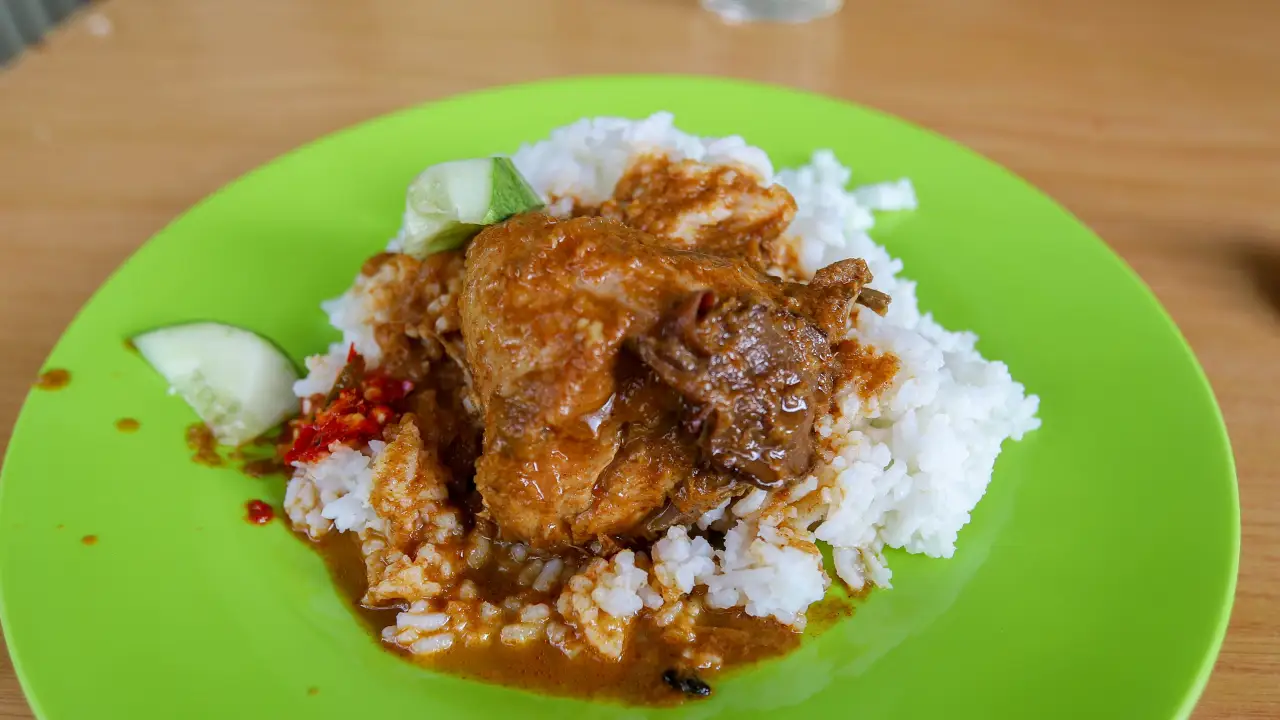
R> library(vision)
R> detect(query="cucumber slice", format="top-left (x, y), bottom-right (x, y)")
top-left (132, 322), bottom-right (300, 446)
top-left (400, 156), bottom-right (544, 258)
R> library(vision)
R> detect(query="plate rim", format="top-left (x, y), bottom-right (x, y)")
top-left (0, 73), bottom-right (1241, 720)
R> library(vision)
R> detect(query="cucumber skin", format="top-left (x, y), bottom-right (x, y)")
top-left (405, 156), bottom-right (545, 257)
top-left (482, 157), bottom-right (544, 224)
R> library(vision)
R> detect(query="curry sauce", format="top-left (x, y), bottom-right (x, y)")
top-left (311, 530), bottom-right (819, 705)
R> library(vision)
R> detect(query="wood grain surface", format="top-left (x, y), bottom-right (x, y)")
top-left (0, 0), bottom-right (1276, 717)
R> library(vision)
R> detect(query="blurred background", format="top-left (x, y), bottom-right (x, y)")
top-left (1, 1), bottom-right (86, 65)
top-left (0, 1), bottom-right (1276, 718)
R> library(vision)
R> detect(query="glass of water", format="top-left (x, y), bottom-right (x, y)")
top-left (701, 0), bottom-right (844, 23)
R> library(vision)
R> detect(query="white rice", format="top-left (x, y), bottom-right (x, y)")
top-left (532, 558), bottom-right (565, 593)
top-left (410, 634), bottom-right (455, 655)
top-left (321, 262), bottom-right (400, 365)
top-left (586, 550), bottom-right (649, 620)
top-left (499, 623), bottom-right (544, 646)
top-left (777, 151), bottom-right (1040, 586)
top-left (703, 519), bottom-right (828, 627)
top-left (284, 442), bottom-right (383, 539)
top-left (652, 527), bottom-right (717, 597)
top-left (286, 113), bottom-right (1039, 648)
top-left (556, 553), bottom-right (649, 660)
top-left (291, 343), bottom-right (347, 399)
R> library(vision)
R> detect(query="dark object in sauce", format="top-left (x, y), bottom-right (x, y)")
top-left (245, 500), bottom-right (274, 525)
top-left (81, 534), bottom-right (97, 546)
top-left (186, 423), bottom-right (224, 467)
top-left (662, 669), bottom-right (712, 698)
top-left (34, 368), bottom-right (70, 390)
top-left (115, 418), bottom-right (140, 433)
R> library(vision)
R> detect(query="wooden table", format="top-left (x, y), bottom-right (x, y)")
top-left (0, 0), bottom-right (1275, 717)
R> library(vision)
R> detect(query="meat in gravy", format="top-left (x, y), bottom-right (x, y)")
top-left (295, 153), bottom-right (897, 704)
top-left (460, 212), bottom-right (887, 549)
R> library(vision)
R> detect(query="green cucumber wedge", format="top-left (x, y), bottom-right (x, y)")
top-left (400, 156), bottom-right (544, 258)
top-left (132, 322), bottom-right (299, 446)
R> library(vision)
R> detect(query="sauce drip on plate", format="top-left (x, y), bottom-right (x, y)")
top-left (185, 423), bottom-right (224, 467)
top-left (34, 369), bottom-right (70, 390)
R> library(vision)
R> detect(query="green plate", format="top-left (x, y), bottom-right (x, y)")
top-left (0, 76), bottom-right (1238, 719)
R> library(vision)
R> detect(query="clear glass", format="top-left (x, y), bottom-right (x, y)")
top-left (700, 0), bottom-right (843, 23)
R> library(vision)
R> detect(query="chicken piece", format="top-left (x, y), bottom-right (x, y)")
top-left (568, 433), bottom-right (695, 541)
top-left (631, 290), bottom-right (835, 488)
top-left (461, 214), bottom-right (743, 547)
top-left (584, 360), bottom-right (747, 541)
top-left (792, 258), bottom-right (880, 334)
top-left (596, 155), bottom-right (797, 271)
top-left (460, 213), bottom-right (884, 548)
top-left (642, 469), bottom-right (746, 538)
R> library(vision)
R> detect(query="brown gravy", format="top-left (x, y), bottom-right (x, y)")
top-left (430, 607), bottom-right (800, 705)
top-left (311, 532), bottom-right (398, 633)
top-left (839, 338), bottom-right (901, 401)
top-left (185, 423), bottom-right (224, 467)
top-left (309, 531), bottom-right (833, 705)
top-left (183, 424), bottom-right (291, 477)
top-left (34, 368), bottom-right (71, 390)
